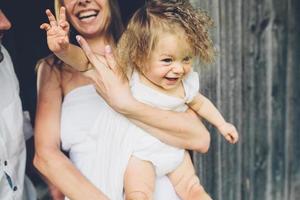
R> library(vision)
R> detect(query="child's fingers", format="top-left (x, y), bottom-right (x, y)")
top-left (224, 134), bottom-right (233, 143)
top-left (228, 132), bottom-right (239, 144)
top-left (232, 132), bottom-right (239, 143)
top-left (46, 9), bottom-right (57, 27)
top-left (40, 23), bottom-right (51, 31)
top-left (230, 127), bottom-right (239, 143)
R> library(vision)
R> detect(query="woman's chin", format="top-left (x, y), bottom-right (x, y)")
top-left (77, 28), bottom-right (102, 38)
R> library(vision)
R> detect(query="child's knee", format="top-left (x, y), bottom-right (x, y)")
top-left (125, 191), bottom-right (151, 200)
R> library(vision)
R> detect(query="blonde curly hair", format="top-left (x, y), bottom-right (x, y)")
top-left (116, 0), bottom-right (215, 76)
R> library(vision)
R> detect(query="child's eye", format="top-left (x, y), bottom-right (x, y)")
top-left (183, 56), bottom-right (192, 63)
top-left (161, 58), bottom-right (173, 63)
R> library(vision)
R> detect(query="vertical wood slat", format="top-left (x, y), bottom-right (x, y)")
top-left (218, 0), bottom-right (243, 200)
top-left (270, 1), bottom-right (288, 199)
top-left (287, 1), bottom-right (300, 199)
top-left (189, 0), bottom-right (299, 199)
top-left (190, 0), bottom-right (222, 199)
top-left (256, 0), bottom-right (274, 199)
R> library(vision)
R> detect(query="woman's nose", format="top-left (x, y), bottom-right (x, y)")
top-left (77, 0), bottom-right (91, 5)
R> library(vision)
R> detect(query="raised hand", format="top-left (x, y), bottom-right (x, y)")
top-left (217, 122), bottom-right (239, 144)
top-left (40, 7), bottom-right (70, 53)
top-left (75, 35), bottom-right (134, 113)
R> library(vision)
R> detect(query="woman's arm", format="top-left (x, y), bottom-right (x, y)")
top-left (33, 60), bottom-right (108, 200)
top-left (76, 37), bottom-right (211, 152)
top-left (127, 107), bottom-right (210, 152)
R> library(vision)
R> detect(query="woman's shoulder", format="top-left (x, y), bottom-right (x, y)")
top-left (36, 54), bottom-right (63, 89)
top-left (36, 54), bottom-right (60, 70)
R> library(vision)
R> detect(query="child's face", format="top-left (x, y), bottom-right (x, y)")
top-left (142, 31), bottom-right (193, 91)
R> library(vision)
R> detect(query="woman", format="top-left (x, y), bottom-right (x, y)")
top-left (33, 0), bottom-right (210, 199)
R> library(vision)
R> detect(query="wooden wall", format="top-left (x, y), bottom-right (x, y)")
top-left (189, 0), bottom-right (300, 199)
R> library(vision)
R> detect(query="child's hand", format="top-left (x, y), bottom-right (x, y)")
top-left (40, 7), bottom-right (70, 54)
top-left (217, 122), bottom-right (239, 144)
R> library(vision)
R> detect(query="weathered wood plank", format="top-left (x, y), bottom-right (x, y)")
top-left (192, 0), bottom-right (222, 199)
top-left (270, 0), bottom-right (288, 199)
top-left (191, 0), bottom-right (243, 199)
top-left (218, 0), bottom-right (243, 199)
top-left (189, 0), bottom-right (299, 199)
top-left (241, 0), bottom-right (258, 199)
top-left (286, 0), bottom-right (300, 199)
top-left (190, 0), bottom-right (222, 199)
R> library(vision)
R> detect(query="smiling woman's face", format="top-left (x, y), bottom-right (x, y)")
top-left (62, 0), bottom-right (110, 38)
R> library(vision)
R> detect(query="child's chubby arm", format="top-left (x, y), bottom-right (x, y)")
top-left (41, 7), bottom-right (90, 72)
top-left (188, 93), bottom-right (239, 144)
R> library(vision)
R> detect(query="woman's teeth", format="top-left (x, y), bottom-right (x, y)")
top-left (78, 11), bottom-right (98, 20)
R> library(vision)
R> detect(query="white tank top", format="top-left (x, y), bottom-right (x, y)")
top-left (60, 84), bottom-right (106, 152)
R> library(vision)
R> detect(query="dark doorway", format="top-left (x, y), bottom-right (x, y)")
top-left (1, 0), bottom-right (145, 198)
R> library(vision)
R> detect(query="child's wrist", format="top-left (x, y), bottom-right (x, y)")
top-left (216, 121), bottom-right (227, 129)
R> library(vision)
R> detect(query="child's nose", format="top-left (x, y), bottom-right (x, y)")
top-left (172, 62), bottom-right (184, 74)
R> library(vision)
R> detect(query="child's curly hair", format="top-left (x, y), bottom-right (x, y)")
top-left (116, 0), bottom-right (215, 76)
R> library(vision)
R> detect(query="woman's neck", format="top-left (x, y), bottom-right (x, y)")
top-left (85, 35), bottom-right (114, 55)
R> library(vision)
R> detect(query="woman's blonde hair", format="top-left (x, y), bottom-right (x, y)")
top-left (117, 0), bottom-right (215, 75)
top-left (54, 0), bottom-right (62, 19)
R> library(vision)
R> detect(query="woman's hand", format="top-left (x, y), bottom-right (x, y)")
top-left (41, 7), bottom-right (70, 54)
top-left (76, 35), bottom-right (135, 113)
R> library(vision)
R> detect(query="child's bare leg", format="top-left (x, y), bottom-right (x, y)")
top-left (124, 156), bottom-right (155, 200)
top-left (168, 152), bottom-right (212, 200)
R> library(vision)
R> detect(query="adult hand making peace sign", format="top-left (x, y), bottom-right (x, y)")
top-left (76, 35), bottom-right (135, 114)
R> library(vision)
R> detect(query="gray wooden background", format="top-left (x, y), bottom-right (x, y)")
top-left (189, 0), bottom-right (300, 200)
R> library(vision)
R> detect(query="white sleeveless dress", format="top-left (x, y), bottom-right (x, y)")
top-left (60, 71), bottom-right (199, 200)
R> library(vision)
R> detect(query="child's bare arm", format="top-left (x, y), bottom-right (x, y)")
top-left (41, 7), bottom-right (90, 71)
top-left (188, 93), bottom-right (239, 144)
